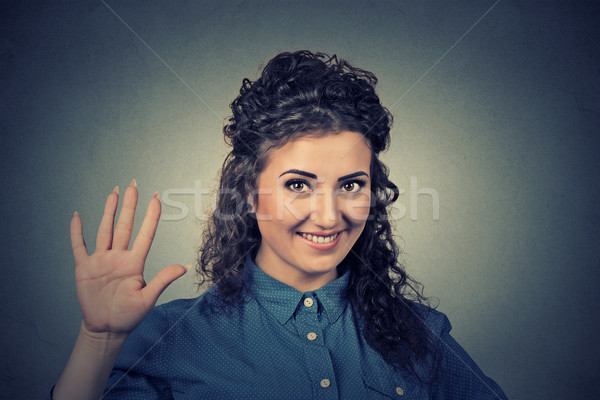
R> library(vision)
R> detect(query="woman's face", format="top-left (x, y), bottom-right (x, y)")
top-left (253, 130), bottom-right (372, 292)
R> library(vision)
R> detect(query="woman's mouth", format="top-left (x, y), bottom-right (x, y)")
top-left (297, 231), bottom-right (342, 250)
top-left (300, 232), bottom-right (339, 244)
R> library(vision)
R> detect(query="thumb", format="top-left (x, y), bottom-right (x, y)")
top-left (143, 264), bottom-right (191, 305)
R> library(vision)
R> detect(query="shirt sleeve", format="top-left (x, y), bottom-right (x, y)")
top-left (100, 305), bottom-right (173, 400)
top-left (427, 311), bottom-right (508, 400)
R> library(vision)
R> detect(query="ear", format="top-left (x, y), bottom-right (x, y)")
top-left (247, 194), bottom-right (256, 213)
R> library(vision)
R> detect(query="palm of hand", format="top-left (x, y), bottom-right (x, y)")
top-left (76, 250), bottom-right (150, 334)
top-left (71, 181), bottom-right (188, 335)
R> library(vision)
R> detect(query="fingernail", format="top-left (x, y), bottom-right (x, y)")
top-left (130, 178), bottom-right (137, 188)
top-left (74, 210), bottom-right (79, 217)
top-left (153, 191), bottom-right (159, 199)
top-left (184, 264), bottom-right (192, 272)
top-left (113, 185), bottom-right (119, 194)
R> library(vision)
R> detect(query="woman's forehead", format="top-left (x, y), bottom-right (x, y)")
top-left (261, 131), bottom-right (372, 175)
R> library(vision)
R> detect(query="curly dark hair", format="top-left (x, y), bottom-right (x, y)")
top-left (198, 50), bottom-right (440, 380)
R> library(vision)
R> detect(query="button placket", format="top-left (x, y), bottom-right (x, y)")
top-left (295, 293), bottom-right (338, 399)
top-left (298, 303), bottom-right (322, 346)
top-left (298, 295), bottom-right (322, 345)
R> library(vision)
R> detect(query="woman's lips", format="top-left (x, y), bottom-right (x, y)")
top-left (297, 231), bottom-right (342, 250)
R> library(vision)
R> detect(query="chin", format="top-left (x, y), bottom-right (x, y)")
top-left (301, 257), bottom-right (343, 275)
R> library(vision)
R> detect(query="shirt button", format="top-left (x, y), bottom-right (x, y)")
top-left (306, 332), bottom-right (317, 341)
top-left (395, 386), bottom-right (404, 396)
top-left (320, 379), bottom-right (331, 388)
top-left (303, 298), bottom-right (314, 307)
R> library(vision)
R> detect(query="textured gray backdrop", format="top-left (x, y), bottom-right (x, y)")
top-left (1, 1), bottom-right (599, 399)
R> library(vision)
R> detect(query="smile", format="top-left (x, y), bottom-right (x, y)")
top-left (299, 232), bottom-right (339, 244)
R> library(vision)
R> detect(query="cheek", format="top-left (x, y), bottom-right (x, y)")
top-left (342, 193), bottom-right (371, 222)
top-left (255, 193), bottom-right (273, 216)
top-left (256, 190), bottom-right (312, 222)
top-left (281, 191), bottom-right (313, 220)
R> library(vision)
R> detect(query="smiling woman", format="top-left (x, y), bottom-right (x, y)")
top-left (253, 131), bottom-right (372, 292)
top-left (50, 51), bottom-right (508, 399)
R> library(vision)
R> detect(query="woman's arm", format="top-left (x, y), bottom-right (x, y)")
top-left (52, 181), bottom-right (189, 400)
top-left (53, 324), bottom-right (128, 399)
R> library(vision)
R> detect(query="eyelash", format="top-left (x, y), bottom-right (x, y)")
top-left (285, 179), bottom-right (367, 193)
top-left (286, 179), bottom-right (311, 193)
top-left (341, 179), bottom-right (367, 193)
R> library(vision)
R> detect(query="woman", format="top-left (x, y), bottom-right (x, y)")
top-left (51, 51), bottom-right (507, 399)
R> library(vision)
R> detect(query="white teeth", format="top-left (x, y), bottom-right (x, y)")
top-left (301, 232), bottom-right (338, 244)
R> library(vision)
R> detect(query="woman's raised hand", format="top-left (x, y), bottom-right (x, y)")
top-left (70, 179), bottom-right (189, 336)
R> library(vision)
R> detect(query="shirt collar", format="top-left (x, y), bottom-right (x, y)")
top-left (245, 253), bottom-right (349, 325)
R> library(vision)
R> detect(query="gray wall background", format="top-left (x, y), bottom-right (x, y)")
top-left (1, 1), bottom-right (599, 399)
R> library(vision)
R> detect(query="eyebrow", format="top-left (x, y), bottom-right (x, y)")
top-left (278, 169), bottom-right (317, 179)
top-left (278, 169), bottom-right (369, 181)
top-left (337, 171), bottom-right (369, 181)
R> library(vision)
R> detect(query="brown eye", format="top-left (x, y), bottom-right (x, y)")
top-left (343, 182), bottom-right (356, 191)
top-left (342, 182), bottom-right (361, 193)
top-left (287, 180), bottom-right (310, 193)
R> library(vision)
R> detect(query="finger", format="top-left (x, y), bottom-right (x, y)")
top-left (142, 264), bottom-right (191, 306)
top-left (113, 179), bottom-right (138, 250)
top-left (95, 186), bottom-right (119, 252)
top-left (131, 192), bottom-right (161, 262)
top-left (70, 211), bottom-right (89, 266)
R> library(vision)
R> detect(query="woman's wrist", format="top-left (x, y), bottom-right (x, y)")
top-left (78, 321), bottom-right (129, 351)
top-left (53, 322), bottom-right (130, 400)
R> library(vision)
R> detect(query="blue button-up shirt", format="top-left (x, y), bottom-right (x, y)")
top-left (81, 255), bottom-right (507, 399)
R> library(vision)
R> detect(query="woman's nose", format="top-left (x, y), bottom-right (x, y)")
top-left (311, 188), bottom-right (339, 228)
